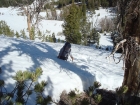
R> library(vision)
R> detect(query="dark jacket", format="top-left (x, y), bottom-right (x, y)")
top-left (58, 42), bottom-right (73, 61)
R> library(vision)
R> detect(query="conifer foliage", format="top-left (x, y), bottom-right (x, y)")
top-left (0, 67), bottom-right (52, 105)
top-left (62, 2), bottom-right (81, 44)
top-left (0, 20), bottom-right (14, 37)
top-left (80, 3), bottom-right (91, 45)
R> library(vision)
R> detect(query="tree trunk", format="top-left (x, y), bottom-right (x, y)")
top-left (121, 0), bottom-right (140, 95)
top-left (123, 53), bottom-right (140, 95)
top-left (27, 13), bottom-right (32, 40)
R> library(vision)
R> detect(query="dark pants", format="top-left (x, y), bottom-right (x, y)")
top-left (59, 56), bottom-right (67, 61)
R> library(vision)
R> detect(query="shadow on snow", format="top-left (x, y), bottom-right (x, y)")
top-left (0, 38), bottom-right (96, 103)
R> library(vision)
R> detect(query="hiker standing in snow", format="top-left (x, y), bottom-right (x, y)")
top-left (58, 42), bottom-right (73, 62)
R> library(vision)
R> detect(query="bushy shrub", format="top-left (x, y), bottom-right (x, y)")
top-left (0, 67), bottom-right (52, 105)
top-left (0, 20), bottom-right (15, 37)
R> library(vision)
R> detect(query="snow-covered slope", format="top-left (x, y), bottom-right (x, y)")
top-left (0, 36), bottom-right (123, 104)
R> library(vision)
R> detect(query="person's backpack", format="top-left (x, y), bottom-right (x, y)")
top-left (60, 42), bottom-right (71, 60)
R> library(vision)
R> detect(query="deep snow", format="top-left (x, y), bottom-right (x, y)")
top-left (0, 6), bottom-right (123, 104)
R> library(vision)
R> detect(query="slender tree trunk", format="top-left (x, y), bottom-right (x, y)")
top-left (27, 13), bottom-right (32, 40)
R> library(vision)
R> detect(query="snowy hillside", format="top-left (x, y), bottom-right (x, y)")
top-left (0, 6), bottom-right (124, 105)
top-left (0, 36), bottom-right (123, 104)
top-left (0, 7), bottom-right (116, 41)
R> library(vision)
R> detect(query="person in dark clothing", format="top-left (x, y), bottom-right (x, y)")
top-left (58, 42), bottom-right (73, 61)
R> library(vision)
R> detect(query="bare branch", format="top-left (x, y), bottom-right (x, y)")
top-left (107, 36), bottom-right (140, 70)
top-left (107, 39), bottom-right (126, 58)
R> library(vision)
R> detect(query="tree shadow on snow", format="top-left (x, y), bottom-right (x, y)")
top-left (0, 38), bottom-right (96, 99)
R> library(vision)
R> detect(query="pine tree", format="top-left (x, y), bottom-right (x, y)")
top-left (45, 35), bottom-right (49, 42)
top-left (94, 32), bottom-right (101, 47)
top-left (0, 20), bottom-right (14, 37)
top-left (20, 29), bottom-right (26, 39)
top-left (38, 30), bottom-right (42, 40)
top-left (30, 27), bottom-right (35, 40)
top-left (87, 0), bottom-right (95, 11)
top-left (0, 0), bottom-right (9, 7)
top-left (58, 38), bottom-right (60, 42)
top-left (62, 2), bottom-right (81, 44)
top-left (41, 33), bottom-right (46, 42)
top-left (5, 25), bottom-right (12, 37)
top-left (100, 0), bottom-right (109, 7)
top-left (52, 33), bottom-right (56, 43)
top-left (48, 35), bottom-right (53, 42)
top-left (15, 31), bottom-right (20, 38)
top-left (80, 3), bottom-right (91, 45)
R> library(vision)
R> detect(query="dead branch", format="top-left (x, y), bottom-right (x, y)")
top-left (107, 36), bottom-right (140, 70)
top-left (107, 39), bottom-right (126, 58)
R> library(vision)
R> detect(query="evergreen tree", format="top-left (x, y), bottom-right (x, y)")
top-left (37, 30), bottom-right (42, 40)
top-left (80, 20), bottom-right (91, 45)
top-left (45, 35), bottom-right (49, 42)
top-left (80, 3), bottom-right (91, 45)
top-left (0, 0), bottom-right (34, 7)
top-left (57, 38), bottom-right (60, 42)
top-left (8, 30), bottom-right (15, 37)
top-left (87, 0), bottom-right (95, 11)
top-left (62, 2), bottom-right (81, 44)
top-left (41, 33), bottom-right (46, 42)
top-left (15, 31), bottom-right (20, 38)
top-left (48, 35), bottom-right (53, 42)
top-left (81, 1), bottom-right (86, 17)
top-left (20, 29), bottom-right (26, 39)
top-left (0, 0), bottom-right (9, 7)
top-left (100, 0), bottom-right (109, 7)
top-left (98, 0), bottom-right (101, 7)
top-left (0, 20), bottom-right (14, 37)
top-left (5, 25), bottom-right (13, 37)
top-left (52, 33), bottom-right (56, 43)
top-left (94, 32), bottom-right (101, 47)
top-left (30, 27), bottom-right (35, 40)
top-left (107, 0), bottom-right (117, 6)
